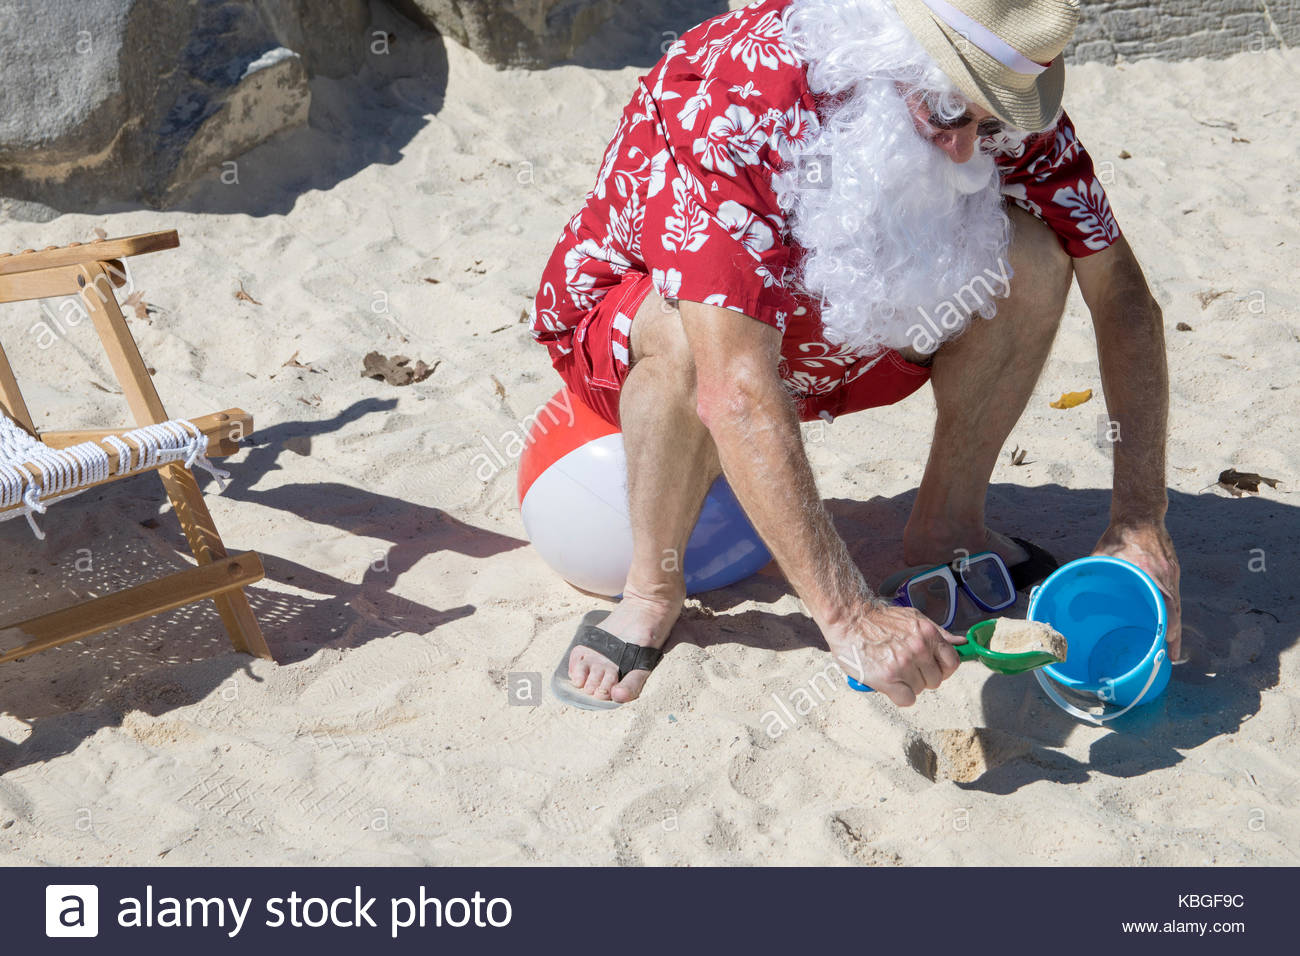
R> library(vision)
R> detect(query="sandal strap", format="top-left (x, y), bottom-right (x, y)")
top-left (575, 623), bottom-right (663, 680)
top-left (1007, 536), bottom-right (1061, 592)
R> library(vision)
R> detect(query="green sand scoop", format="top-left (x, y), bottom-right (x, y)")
top-left (847, 619), bottom-right (1066, 691)
top-left (958, 619), bottom-right (1066, 675)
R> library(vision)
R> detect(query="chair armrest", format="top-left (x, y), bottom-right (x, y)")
top-left (0, 231), bottom-right (179, 277)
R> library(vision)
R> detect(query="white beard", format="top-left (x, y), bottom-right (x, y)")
top-left (773, 5), bottom-right (1014, 355)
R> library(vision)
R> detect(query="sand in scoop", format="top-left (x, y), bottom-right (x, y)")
top-left (987, 618), bottom-right (1068, 661)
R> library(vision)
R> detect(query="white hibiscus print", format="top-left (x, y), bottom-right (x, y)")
top-left (652, 268), bottom-right (683, 299)
top-left (731, 11), bottom-right (799, 72)
top-left (1047, 126), bottom-right (1081, 173)
top-left (1000, 181), bottom-right (1043, 218)
top-left (642, 147), bottom-right (672, 198)
top-left (1053, 178), bottom-right (1120, 251)
top-left (717, 199), bottom-right (776, 254)
top-left (703, 293), bottom-right (729, 307)
top-left (729, 80), bottom-right (759, 99)
top-left (770, 104), bottom-right (820, 162)
top-left (693, 104), bottom-right (767, 177)
top-left (662, 177), bottom-right (710, 253)
top-left (676, 80), bottom-right (714, 131)
top-left (530, 282), bottom-right (562, 336)
top-left (564, 238), bottom-right (628, 310)
top-left (592, 117), bottom-right (629, 201)
top-left (608, 190), bottom-right (645, 261)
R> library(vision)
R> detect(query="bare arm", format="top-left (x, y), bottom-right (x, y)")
top-left (678, 299), bottom-right (960, 703)
top-left (1073, 237), bottom-right (1182, 658)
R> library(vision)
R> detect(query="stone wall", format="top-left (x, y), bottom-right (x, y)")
top-left (1067, 0), bottom-right (1298, 64)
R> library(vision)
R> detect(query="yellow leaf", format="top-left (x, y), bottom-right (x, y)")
top-left (1049, 389), bottom-right (1093, 409)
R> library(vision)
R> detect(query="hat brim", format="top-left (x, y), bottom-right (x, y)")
top-left (893, 0), bottom-right (1065, 132)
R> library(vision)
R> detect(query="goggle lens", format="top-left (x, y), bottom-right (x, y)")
top-left (960, 554), bottom-right (1015, 610)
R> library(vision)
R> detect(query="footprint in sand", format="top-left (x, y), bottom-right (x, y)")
top-left (905, 728), bottom-right (1033, 783)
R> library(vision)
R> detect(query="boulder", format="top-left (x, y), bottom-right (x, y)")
top-left (0, 0), bottom-right (373, 211)
top-left (388, 0), bottom-right (617, 68)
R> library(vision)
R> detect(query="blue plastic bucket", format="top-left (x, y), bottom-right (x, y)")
top-left (1027, 556), bottom-right (1169, 723)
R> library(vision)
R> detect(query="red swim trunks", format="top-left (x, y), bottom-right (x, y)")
top-left (553, 269), bottom-right (932, 427)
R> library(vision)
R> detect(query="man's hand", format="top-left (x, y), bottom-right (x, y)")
top-left (1093, 521), bottom-right (1182, 662)
top-left (827, 603), bottom-right (964, 706)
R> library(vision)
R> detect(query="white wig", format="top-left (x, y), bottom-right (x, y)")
top-left (773, 0), bottom-right (1027, 355)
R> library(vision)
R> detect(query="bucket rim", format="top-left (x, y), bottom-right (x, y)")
top-left (1027, 555), bottom-right (1167, 690)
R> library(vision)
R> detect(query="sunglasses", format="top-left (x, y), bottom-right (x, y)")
top-left (926, 110), bottom-right (1006, 137)
top-left (894, 551), bottom-right (1017, 630)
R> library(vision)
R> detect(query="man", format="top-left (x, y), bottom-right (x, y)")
top-left (529, 0), bottom-right (1181, 708)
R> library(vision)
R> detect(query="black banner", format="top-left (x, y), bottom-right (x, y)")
top-left (5, 866), bottom-right (1290, 953)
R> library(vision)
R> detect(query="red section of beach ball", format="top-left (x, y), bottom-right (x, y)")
top-left (516, 388), bottom-right (618, 504)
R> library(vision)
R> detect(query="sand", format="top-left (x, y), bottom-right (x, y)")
top-left (1, 28), bottom-right (1298, 865)
top-left (988, 619), bottom-right (1068, 661)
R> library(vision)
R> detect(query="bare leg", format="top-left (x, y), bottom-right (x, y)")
top-left (903, 206), bottom-right (1074, 566)
top-left (568, 292), bottom-right (720, 703)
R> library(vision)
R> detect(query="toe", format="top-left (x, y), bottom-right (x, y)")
top-left (583, 663), bottom-right (613, 698)
top-left (596, 669), bottom-right (618, 700)
top-left (611, 668), bottom-right (650, 703)
top-left (568, 648), bottom-right (591, 688)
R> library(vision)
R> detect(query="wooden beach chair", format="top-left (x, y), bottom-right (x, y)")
top-left (0, 231), bottom-right (272, 663)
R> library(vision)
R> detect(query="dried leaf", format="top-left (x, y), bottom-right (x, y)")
top-left (1009, 446), bottom-right (1033, 466)
top-left (489, 325), bottom-right (510, 334)
top-left (361, 351), bottom-right (435, 386)
top-left (1196, 289), bottom-right (1230, 310)
top-left (1118, 149), bottom-right (1132, 159)
top-left (1175, 322), bottom-right (1193, 331)
top-left (123, 289), bottom-right (150, 321)
top-left (1049, 389), bottom-right (1092, 410)
top-left (490, 375), bottom-right (506, 399)
top-left (1217, 468), bottom-right (1281, 496)
top-left (282, 350), bottom-right (311, 370)
top-left (234, 282), bottom-right (261, 306)
top-left (423, 277), bottom-right (440, 284)
top-left (518, 308), bottom-right (530, 323)
top-left (92, 227), bottom-right (107, 240)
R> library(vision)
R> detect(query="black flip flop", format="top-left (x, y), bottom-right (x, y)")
top-left (551, 610), bottom-right (664, 711)
top-left (878, 537), bottom-right (1060, 598)
top-left (1006, 536), bottom-right (1060, 592)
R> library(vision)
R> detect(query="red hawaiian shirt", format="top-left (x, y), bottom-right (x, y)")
top-left (531, 0), bottom-right (1121, 401)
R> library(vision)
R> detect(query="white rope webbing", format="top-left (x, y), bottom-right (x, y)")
top-left (0, 415), bottom-right (230, 539)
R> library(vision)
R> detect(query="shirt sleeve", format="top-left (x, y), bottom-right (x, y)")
top-left (996, 111), bottom-right (1123, 258)
top-left (640, 75), bottom-right (803, 333)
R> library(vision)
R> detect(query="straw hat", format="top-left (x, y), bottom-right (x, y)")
top-left (893, 0), bottom-right (1080, 131)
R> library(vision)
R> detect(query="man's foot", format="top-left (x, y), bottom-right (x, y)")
top-left (902, 524), bottom-right (1028, 570)
top-left (567, 591), bottom-right (683, 703)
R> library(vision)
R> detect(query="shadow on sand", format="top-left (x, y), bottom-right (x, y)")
top-left (682, 482), bottom-right (1298, 786)
top-left (0, 399), bottom-right (525, 775)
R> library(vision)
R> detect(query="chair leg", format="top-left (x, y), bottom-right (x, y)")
top-left (159, 463), bottom-right (274, 659)
top-left (77, 261), bottom-right (273, 660)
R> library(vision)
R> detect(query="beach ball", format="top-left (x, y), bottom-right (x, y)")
top-left (517, 388), bottom-right (772, 596)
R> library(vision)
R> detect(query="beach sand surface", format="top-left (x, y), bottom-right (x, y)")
top-left (1, 29), bottom-right (1297, 865)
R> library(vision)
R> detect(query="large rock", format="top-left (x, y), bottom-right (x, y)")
top-left (0, 0), bottom-right (372, 210)
top-left (389, 0), bottom-right (617, 68)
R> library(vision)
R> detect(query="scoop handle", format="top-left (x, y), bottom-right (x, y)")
top-left (847, 632), bottom-right (978, 691)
